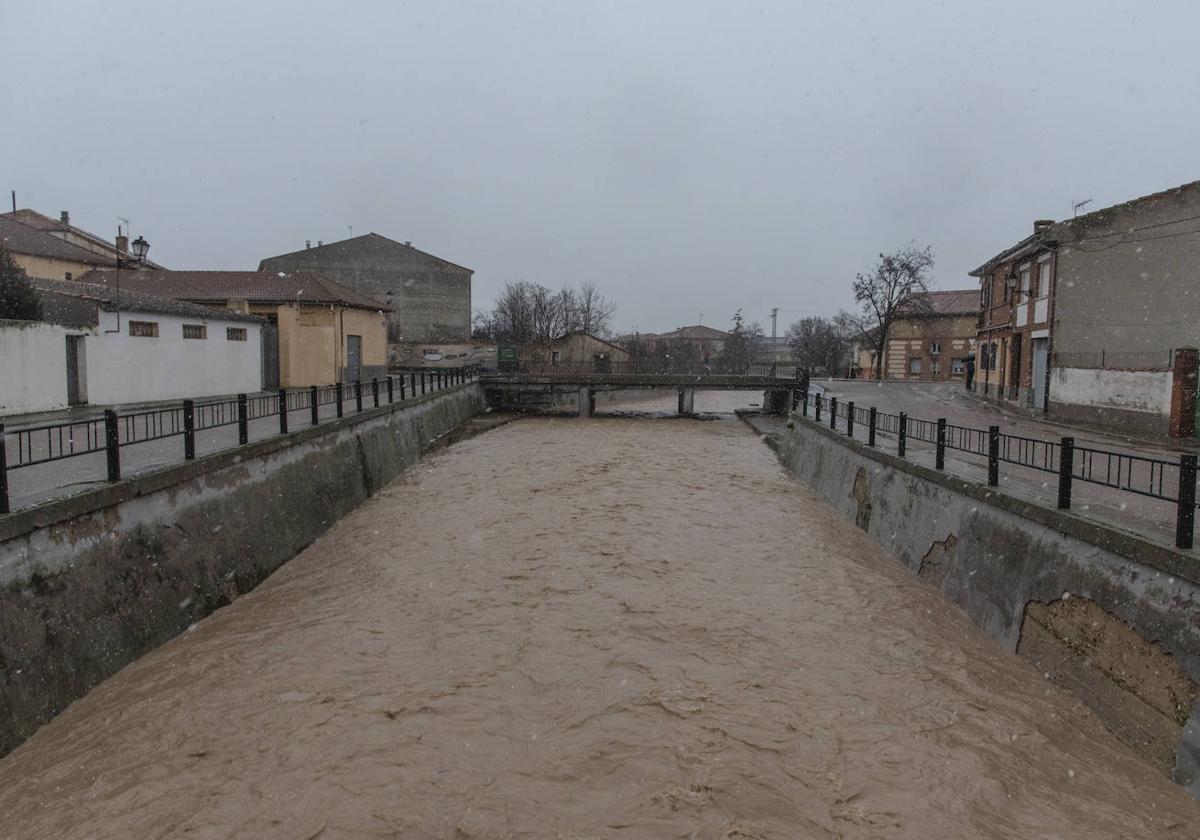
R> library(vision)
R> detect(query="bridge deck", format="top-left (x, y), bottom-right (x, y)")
top-left (481, 373), bottom-right (796, 391)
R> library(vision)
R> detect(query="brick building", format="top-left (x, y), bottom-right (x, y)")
top-left (855, 290), bottom-right (978, 381)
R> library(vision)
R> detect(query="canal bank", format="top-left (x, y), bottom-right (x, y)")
top-left (765, 408), bottom-right (1200, 796)
top-left (0, 383), bottom-right (486, 759)
top-left (0, 416), bottom-right (1195, 837)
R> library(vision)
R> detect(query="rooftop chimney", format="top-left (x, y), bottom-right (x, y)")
top-left (305, 240), bottom-right (311, 249)
top-left (404, 240), bottom-right (412, 247)
top-left (60, 210), bottom-right (70, 225)
top-left (317, 240), bottom-right (323, 247)
top-left (1033, 219), bottom-right (1055, 233)
top-left (115, 233), bottom-right (129, 254)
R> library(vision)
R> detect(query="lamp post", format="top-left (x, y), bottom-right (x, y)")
top-left (106, 235), bottom-right (150, 333)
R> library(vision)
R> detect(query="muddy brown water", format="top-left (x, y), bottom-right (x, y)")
top-left (0, 415), bottom-right (1197, 838)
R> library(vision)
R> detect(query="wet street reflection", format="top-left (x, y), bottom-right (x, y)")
top-left (0, 417), bottom-right (1196, 838)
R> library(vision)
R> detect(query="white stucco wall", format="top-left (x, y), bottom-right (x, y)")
top-left (1050, 367), bottom-right (1172, 416)
top-left (88, 311), bottom-right (263, 404)
top-left (0, 321), bottom-right (79, 415)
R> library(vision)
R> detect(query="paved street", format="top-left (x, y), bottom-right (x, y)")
top-left (815, 380), bottom-right (1195, 549)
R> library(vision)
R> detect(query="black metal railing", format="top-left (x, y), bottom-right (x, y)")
top-left (793, 386), bottom-right (1198, 550)
top-left (0, 366), bottom-right (482, 515)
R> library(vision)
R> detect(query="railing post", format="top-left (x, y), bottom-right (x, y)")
top-left (801, 389), bottom-right (809, 417)
top-left (372, 377), bottom-right (380, 408)
top-left (336, 382), bottom-right (344, 418)
top-left (935, 418), bottom-right (946, 470)
top-left (104, 409), bottom-right (121, 481)
top-left (1057, 436), bottom-right (1074, 510)
top-left (897, 412), bottom-right (907, 458)
top-left (846, 401), bottom-right (855, 438)
top-left (183, 399), bottom-right (196, 460)
top-left (237, 394), bottom-right (248, 444)
top-left (829, 396), bottom-right (837, 430)
top-left (278, 388), bottom-right (288, 434)
top-left (868, 407), bottom-right (877, 447)
top-left (421, 373), bottom-right (426, 395)
top-left (355, 380), bottom-right (363, 412)
top-left (0, 424), bottom-right (9, 514)
top-left (815, 393), bottom-right (822, 423)
top-left (310, 385), bottom-right (319, 425)
top-left (1176, 454), bottom-right (1196, 549)
top-left (400, 375), bottom-right (407, 400)
top-left (387, 375), bottom-right (394, 403)
top-left (988, 426), bottom-right (1000, 487)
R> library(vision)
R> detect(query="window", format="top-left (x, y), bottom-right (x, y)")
top-left (951, 357), bottom-right (966, 375)
top-left (981, 275), bottom-right (992, 312)
top-left (930, 341), bottom-right (941, 356)
top-left (930, 360), bottom-right (941, 376)
top-left (183, 324), bottom-right (207, 339)
top-left (129, 321), bottom-right (159, 337)
top-left (1037, 260), bottom-right (1051, 299)
top-left (908, 357), bottom-right (922, 375)
top-left (227, 327), bottom-right (247, 341)
top-left (1019, 263), bottom-right (1031, 298)
top-left (64, 271), bottom-right (72, 281)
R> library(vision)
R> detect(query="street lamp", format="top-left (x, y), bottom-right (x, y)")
top-left (106, 234), bottom-right (150, 333)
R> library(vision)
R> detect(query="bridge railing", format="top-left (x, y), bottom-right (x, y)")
top-left (495, 359), bottom-right (799, 377)
top-left (0, 366), bottom-right (483, 516)
top-left (794, 387), bottom-right (1198, 550)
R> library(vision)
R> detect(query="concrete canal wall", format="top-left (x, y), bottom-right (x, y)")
top-left (777, 412), bottom-right (1200, 796)
top-left (0, 384), bottom-right (485, 758)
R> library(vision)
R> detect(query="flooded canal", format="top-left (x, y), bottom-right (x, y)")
top-left (0, 416), bottom-right (1196, 838)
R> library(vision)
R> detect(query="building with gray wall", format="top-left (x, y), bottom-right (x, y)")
top-left (259, 234), bottom-right (472, 347)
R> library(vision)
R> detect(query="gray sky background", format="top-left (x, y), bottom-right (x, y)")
top-left (4, 0), bottom-right (1198, 335)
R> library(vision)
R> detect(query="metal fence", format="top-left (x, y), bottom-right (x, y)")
top-left (0, 367), bottom-right (482, 515)
top-left (498, 359), bottom-right (803, 377)
top-left (794, 387), bottom-right (1197, 550)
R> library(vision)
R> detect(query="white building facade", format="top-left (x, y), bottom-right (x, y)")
top-left (1, 279), bottom-right (264, 416)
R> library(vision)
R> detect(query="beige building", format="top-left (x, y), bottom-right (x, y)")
top-left (79, 270), bottom-right (388, 388)
top-left (521, 331), bottom-right (630, 372)
top-left (857, 290), bottom-right (978, 381)
top-left (1, 215), bottom-right (120, 281)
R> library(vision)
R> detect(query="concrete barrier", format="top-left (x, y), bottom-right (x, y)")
top-left (0, 384), bottom-right (485, 758)
top-left (777, 412), bottom-right (1200, 795)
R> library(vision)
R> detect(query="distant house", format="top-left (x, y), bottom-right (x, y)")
top-left (1, 277), bottom-right (263, 415)
top-left (258, 234), bottom-right (473, 357)
top-left (857, 290), bottom-right (978, 381)
top-left (2, 208), bottom-right (167, 271)
top-left (619, 325), bottom-right (731, 358)
top-left (79, 270), bottom-right (389, 388)
top-left (970, 179), bottom-right (1200, 436)
top-left (0, 215), bottom-right (121, 282)
top-left (520, 331), bottom-right (630, 373)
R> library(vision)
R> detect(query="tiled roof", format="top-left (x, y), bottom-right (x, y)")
top-left (26, 276), bottom-right (265, 323)
top-left (1, 209), bottom-right (168, 269)
top-left (899, 289), bottom-right (979, 316)
top-left (260, 232), bottom-right (473, 274)
top-left (0, 216), bottom-right (118, 267)
top-left (77, 270), bottom-right (389, 311)
top-left (660, 325), bottom-right (732, 340)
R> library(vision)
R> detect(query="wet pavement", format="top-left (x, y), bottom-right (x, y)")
top-left (0, 415), bottom-right (1196, 838)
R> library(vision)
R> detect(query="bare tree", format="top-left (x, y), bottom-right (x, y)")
top-left (476, 279), bottom-right (618, 344)
top-left (841, 244), bottom-right (935, 380)
top-left (786, 316), bottom-right (849, 376)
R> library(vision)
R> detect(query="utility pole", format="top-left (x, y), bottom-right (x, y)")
top-left (770, 307), bottom-right (779, 339)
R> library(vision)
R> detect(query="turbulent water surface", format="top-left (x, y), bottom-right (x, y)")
top-left (0, 415), bottom-right (1197, 838)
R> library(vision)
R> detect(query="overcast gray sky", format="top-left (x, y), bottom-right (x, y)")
top-left (4, 0), bottom-right (1198, 335)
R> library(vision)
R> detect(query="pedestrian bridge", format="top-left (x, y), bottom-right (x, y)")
top-left (480, 372), bottom-right (797, 416)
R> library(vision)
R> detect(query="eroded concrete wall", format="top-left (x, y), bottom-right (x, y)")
top-left (777, 414), bottom-right (1200, 795)
top-left (0, 384), bottom-right (484, 757)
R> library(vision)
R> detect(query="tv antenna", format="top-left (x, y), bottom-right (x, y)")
top-left (117, 216), bottom-right (130, 236)
top-left (347, 225), bottom-right (353, 238)
top-left (1072, 199), bottom-right (1093, 217)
